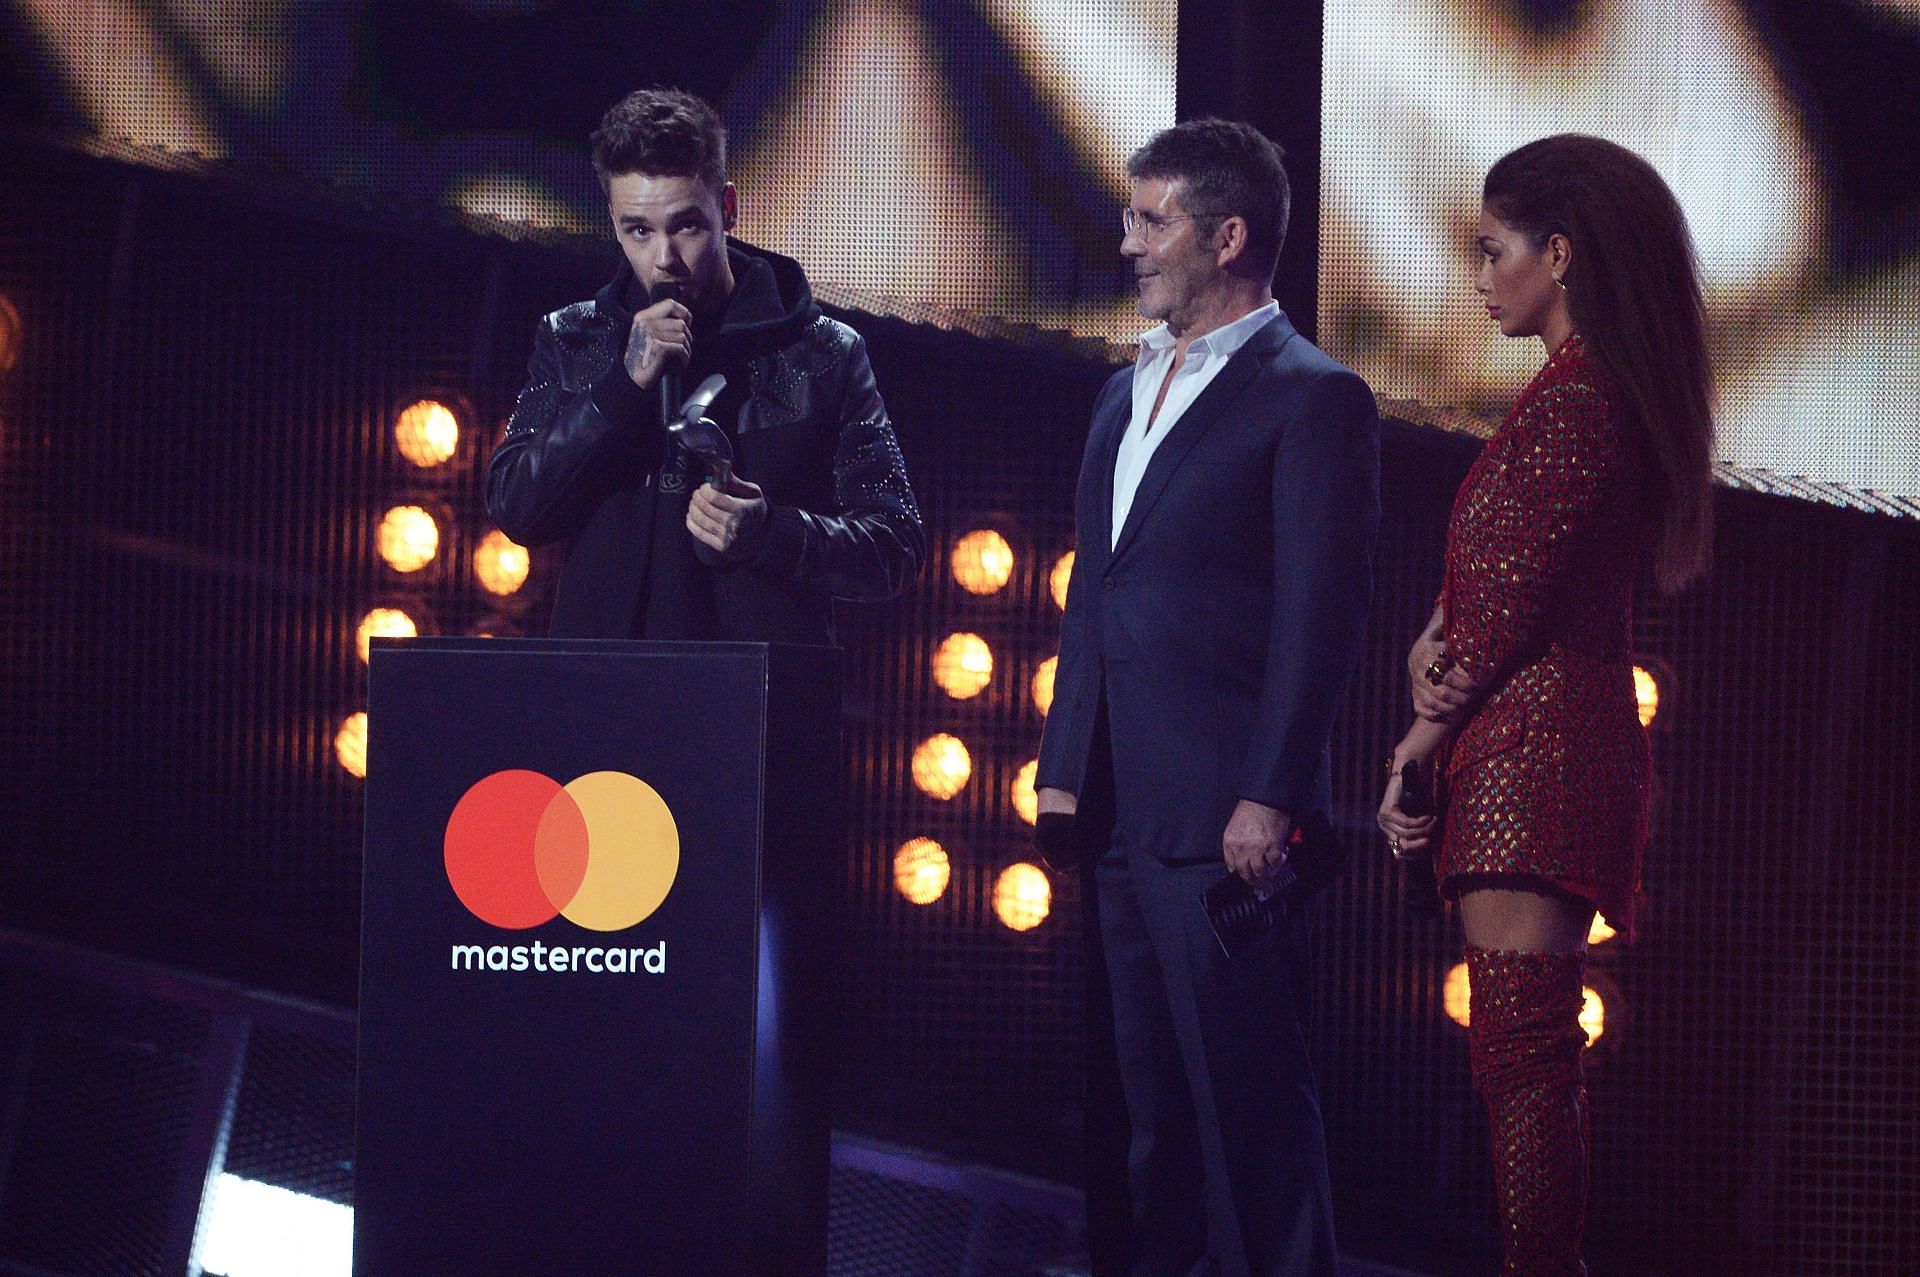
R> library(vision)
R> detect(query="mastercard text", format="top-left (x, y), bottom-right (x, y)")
top-left (449, 940), bottom-right (667, 974)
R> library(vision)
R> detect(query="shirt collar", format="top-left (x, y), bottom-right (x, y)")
top-left (1135, 299), bottom-right (1280, 364)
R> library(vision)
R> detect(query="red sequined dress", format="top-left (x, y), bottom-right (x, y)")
top-left (1437, 333), bottom-right (1654, 939)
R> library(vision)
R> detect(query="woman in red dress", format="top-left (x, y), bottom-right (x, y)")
top-left (1377, 135), bottom-right (1714, 1276)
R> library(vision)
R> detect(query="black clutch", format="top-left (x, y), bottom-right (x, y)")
top-left (1200, 810), bottom-right (1343, 959)
top-left (1395, 760), bottom-right (1444, 921)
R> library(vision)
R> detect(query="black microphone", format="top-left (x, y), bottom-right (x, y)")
top-left (647, 280), bottom-right (684, 430)
top-left (1396, 761), bottom-right (1444, 921)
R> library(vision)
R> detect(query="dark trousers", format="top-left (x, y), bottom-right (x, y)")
top-left (1095, 830), bottom-right (1338, 1277)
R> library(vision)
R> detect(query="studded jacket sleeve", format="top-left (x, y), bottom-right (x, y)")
top-left (747, 325), bottom-right (924, 601)
top-left (485, 308), bottom-right (664, 549)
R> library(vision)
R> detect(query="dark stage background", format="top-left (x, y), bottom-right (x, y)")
top-left (4, 132), bottom-right (1917, 1277)
top-left (2, 3), bottom-right (1919, 1276)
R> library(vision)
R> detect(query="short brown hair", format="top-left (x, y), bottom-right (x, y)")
top-left (590, 88), bottom-right (727, 193)
top-left (1127, 118), bottom-right (1290, 281)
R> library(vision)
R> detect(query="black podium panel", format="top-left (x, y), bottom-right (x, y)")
top-left (356, 639), bottom-right (838, 1276)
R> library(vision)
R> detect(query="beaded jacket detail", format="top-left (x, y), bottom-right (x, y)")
top-left (1437, 334), bottom-right (1654, 937)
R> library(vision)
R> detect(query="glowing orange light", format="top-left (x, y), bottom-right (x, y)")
top-left (1031, 655), bottom-right (1057, 715)
top-left (993, 862), bottom-right (1052, 932)
top-left (1011, 760), bottom-right (1039, 825)
top-left (1579, 985), bottom-right (1607, 1046)
top-left (1588, 915), bottom-right (1617, 946)
top-left (893, 837), bottom-right (952, 905)
top-left (333, 711), bottom-right (368, 779)
top-left (356, 607), bottom-right (418, 664)
top-left (1443, 961), bottom-right (1473, 1027)
top-left (951, 528), bottom-right (1015, 594)
top-left (473, 529), bottom-right (530, 596)
top-left (1049, 551), bottom-right (1074, 610)
top-left (1633, 665), bottom-right (1660, 727)
top-left (1444, 959), bottom-right (1610, 1049)
top-left (376, 505), bottom-right (439, 573)
top-left (394, 400), bottom-right (460, 468)
top-left (911, 733), bottom-right (972, 800)
top-left (932, 632), bottom-right (993, 699)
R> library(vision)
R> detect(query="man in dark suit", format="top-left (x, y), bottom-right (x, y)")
top-left (1036, 119), bottom-right (1379, 1277)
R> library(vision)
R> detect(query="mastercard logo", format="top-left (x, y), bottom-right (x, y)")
top-left (443, 770), bottom-right (679, 931)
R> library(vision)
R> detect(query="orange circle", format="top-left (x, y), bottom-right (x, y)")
top-left (557, 772), bottom-right (679, 931)
top-left (443, 769), bottom-right (680, 932)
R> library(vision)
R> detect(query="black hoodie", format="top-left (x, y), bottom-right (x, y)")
top-left (488, 240), bottom-right (923, 643)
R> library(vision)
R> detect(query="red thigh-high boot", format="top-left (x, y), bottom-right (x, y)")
top-left (1465, 946), bottom-right (1591, 1277)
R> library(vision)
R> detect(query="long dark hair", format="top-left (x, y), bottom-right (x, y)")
top-left (1484, 135), bottom-right (1714, 593)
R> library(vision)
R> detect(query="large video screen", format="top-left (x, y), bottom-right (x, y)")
top-left (1, 0), bottom-right (1170, 342)
top-left (1320, 0), bottom-right (1920, 498)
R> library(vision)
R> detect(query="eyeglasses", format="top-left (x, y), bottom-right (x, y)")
top-left (1121, 207), bottom-right (1218, 240)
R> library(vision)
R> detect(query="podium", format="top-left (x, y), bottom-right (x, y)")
top-left (355, 639), bottom-right (839, 1276)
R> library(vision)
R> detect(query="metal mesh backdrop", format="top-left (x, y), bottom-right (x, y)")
top-left (4, 134), bottom-right (1918, 1276)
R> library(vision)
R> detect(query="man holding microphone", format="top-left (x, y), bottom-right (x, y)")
top-left (488, 87), bottom-right (923, 641)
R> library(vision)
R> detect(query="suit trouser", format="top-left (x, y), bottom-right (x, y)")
top-left (1096, 831), bottom-right (1338, 1277)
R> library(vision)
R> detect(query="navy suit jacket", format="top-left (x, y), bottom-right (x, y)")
top-left (1036, 309), bottom-right (1380, 863)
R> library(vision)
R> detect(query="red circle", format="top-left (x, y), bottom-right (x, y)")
top-left (444, 770), bottom-right (572, 928)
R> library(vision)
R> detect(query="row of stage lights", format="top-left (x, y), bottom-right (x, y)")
top-left (895, 525), bottom-right (1664, 1044)
top-left (313, 389), bottom-right (1657, 1038)
top-left (331, 399), bottom-right (531, 779)
top-left (0, 268), bottom-right (1678, 1057)
top-left (891, 529), bottom-right (1075, 934)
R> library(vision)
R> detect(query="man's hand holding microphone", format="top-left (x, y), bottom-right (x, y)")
top-left (624, 282), bottom-right (768, 561)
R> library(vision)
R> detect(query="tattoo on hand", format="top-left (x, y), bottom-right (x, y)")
top-left (623, 335), bottom-right (648, 383)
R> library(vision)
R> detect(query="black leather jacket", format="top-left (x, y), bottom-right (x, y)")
top-left (487, 242), bottom-right (923, 642)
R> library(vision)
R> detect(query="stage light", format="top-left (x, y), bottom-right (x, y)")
top-left (1633, 665), bottom-right (1660, 727)
top-left (333, 711), bottom-right (368, 780)
top-left (473, 529), bottom-right (530, 596)
top-left (893, 837), bottom-right (951, 905)
top-left (1580, 984), bottom-right (1608, 1046)
top-left (1588, 915), bottom-right (1617, 946)
top-left (356, 606), bottom-right (418, 664)
top-left (0, 292), bottom-right (20, 374)
top-left (1444, 959), bottom-right (1611, 1050)
top-left (1443, 961), bottom-right (1472, 1028)
top-left (1031, 655), bottom-right (1057, 715)
top-left (951, 528), bottom-right (1014, 594)
top-left (195, 1172), bottom-right (352, 1277)
top-left (1011, 759), bottom-right (1039, 825)
top-left (1049, 551), bottom-right (1074, 610)
top-left (993, 862), bottom-right (1051, 932)
top-left (932, 632), bottom-right (993, 699)
top-left (376, 505), bottom-right (439, 573)
top-left (394, 399), bottom-right (459, 468)
top-left (911, 733), bottom-right (972, 800)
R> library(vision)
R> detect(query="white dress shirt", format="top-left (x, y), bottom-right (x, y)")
top-left (1111, 300), bottom-right (1279, 547)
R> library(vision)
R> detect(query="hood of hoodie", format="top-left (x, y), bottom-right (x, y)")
top-left (594, 238), bottom-right (822, 357)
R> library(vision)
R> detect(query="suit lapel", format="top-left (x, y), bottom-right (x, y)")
top-left (1085, 376), bottom-right (1132, 560)
top-left (1109, 311), bottom-right (1294, 565)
